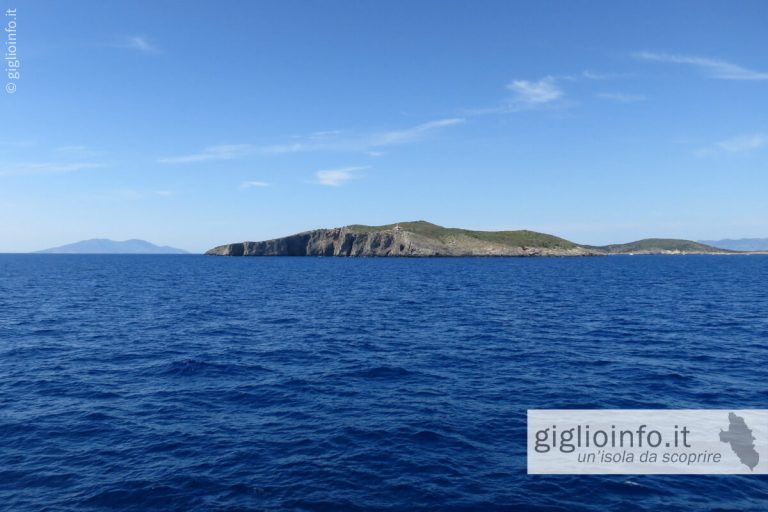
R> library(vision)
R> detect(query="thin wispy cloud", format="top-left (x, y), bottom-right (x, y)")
top-left (115, 189), bottom-right (176, 200)
top-left (556, 70), bottom-right (628, 82)
top-left (507, 77), bottom-right (563, 105)
top-left (55, 145), bottom-right (105, 158)
top-left (259, 142), bottom-right (311, 155)
top-left (694, 133), bottom-right (767, 157)
top-left (0, 140), bottom-right (36, 148)
top-left (159, 144), bottom-right (254, 163)
top-left (310, 130), bottom-right (343, 140)
top-left (467, 69), bottom-right (635, 115)
top-left (717, 134), bottom-right (766, 153)
top-left (553, 69), bottom-right (634, 83)
top-left (635, 52), bottom-right (768, 80)
top-left (315, 166), bottom-right (367, 186)
top-left (369, 118), bottom-right (464, 146)
top-left (0, 162), bottom-right (101, 177)
top-left (596, 92), bottom-right (646, 103)
top-left (240, 181), bottom-right (270, 189)
top-left (467, 76), bottom-right (567, 115)
top-left (56, 145), bottom-right (89, 152)
top-left (160, 119), bottom-right (463, 162)
top-left (580, 70), bottom-right (615, 80)
top-left (122, 36), bottom-right (161, 54)
top-left (262, 118), bottom-right (464, 154)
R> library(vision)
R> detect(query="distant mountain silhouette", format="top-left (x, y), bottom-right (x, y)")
top-left (38, 239), bottom-right (188, 254)
top-left (699, 238), bottom-right (768, 252)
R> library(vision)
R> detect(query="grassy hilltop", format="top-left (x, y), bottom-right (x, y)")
top-left (345, 221), bottom-right (579, 250)
top-left (207, 220), bottom-right (730, 257)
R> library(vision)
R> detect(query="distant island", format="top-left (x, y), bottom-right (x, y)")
top-left (206, 221), bottom-right (732, 257)
top-left (699, 238), bottom-right (768, 252)
top-left (39, 239), bottom-right (188, 255)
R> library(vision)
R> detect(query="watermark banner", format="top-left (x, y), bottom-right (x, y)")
top-left (528, 409), bottom-right (768, 474)
top-left (5, 7), bottom-right (19, 94)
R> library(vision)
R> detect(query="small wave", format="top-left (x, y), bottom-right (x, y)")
top-left (651, 371), bottom-right (690, 383)
top-left (261, 316), bottom-right (301, 325)
top-left (345, 366), bottom-right (415, 379)
top-left (150, 358), bottom-right (264, 378)
top-left (412, 430), bottom-right (447, 443)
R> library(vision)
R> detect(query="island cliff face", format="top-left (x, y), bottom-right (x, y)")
top-left (206, 221), bottom-right (729, 257)
top-left (208, 224), bottom-right (595, 257)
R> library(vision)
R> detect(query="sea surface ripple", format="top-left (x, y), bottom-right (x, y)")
top-left (1, 255), bottom-right (767, 511)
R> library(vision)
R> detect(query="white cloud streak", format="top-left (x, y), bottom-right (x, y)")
top-left (240, 181), bottom-right (270, 189)
top-left (124, 36), bottom-right (160, 54)
top-left (635, 52), bottom-right (768, 80)
top-left (694, 133), bottom-right (767, 157)
top-left (596, 92), bottom-right (647, 103)
top-left (262, 118), bottom-right (464, 154)
top-left (0, 162), bottom-right (101, 176)
top-left (468, 76), bottom-right (567, 114)
top-left (159, 144), bottom-right (254, 164)
top-left (315, 166), bottom-right (367, 186)
top-left (369, 118), bottom-right (464, 146)
top-left (716, 134), bottom-right (767, 153)
top-left (581, 70), bottom-right (613, 80)
top-left (56, 145), bottom-right (89, 153)
top-left (160, 118), bottom-right (463, 162)
top-left (506, 77), bottom-right (563, 105)
top-left (115, 189), bottom-right (175, 200)
top-left (54, 145), bottom-right (105, 158)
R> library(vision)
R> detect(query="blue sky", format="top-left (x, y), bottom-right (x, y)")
top-left (1, 0), bottom-right (767, 252)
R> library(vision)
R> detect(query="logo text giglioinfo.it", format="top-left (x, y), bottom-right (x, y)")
top-left (527, 409), bottom-right (767, 474)
top-left (5, 7), bottom-right (18, 94)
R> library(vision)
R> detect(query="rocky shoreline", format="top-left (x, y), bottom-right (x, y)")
top-left (206, 221), bottom-right (734, 257)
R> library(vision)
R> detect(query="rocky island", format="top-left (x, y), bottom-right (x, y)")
top-left (39, 239), bottom-right (188, 255)
top-left (205, 221), bottom-right (729, 257)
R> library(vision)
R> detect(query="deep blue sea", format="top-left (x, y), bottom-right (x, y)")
top-left (1, 254), bottom-right (767, 511)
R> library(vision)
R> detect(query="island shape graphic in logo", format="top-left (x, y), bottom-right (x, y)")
top-left (719, 412), bottom-right (760, 471)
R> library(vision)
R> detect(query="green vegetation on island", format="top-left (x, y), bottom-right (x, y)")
top-left (206, 221), bottom-right (732, 257)
top-left (345, 221), bottom-right (579, 250)
top-left (598, 238), bottom-right (729, 254)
